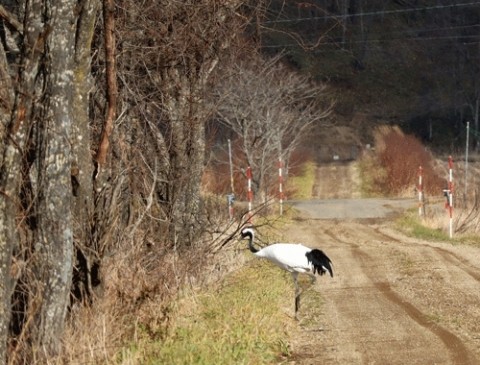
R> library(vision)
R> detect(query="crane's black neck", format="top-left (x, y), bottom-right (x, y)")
top-left (242, 230), bottom-right (258, 253)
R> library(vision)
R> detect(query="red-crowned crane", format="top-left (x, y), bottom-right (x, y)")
top-left (241, 227), bottom-right (333, 320)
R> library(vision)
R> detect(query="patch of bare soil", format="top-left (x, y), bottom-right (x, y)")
top-left (312, 162), bottom-right (361, 199)
top-left (279, 162), bottom-right (480, 364)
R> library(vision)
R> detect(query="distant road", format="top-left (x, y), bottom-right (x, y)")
top-left (292, 161), bottom-right (417, 219)
top-left (288, 198), bottom-right (416, 220)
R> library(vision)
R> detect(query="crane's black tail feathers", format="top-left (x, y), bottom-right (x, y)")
top-left (306, 249), bottom-right (333, 277)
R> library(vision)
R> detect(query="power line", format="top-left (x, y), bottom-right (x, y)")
top-left (261, 34), bottom-right (480, 50)
top-left (259, 7), bottom-right (480, 51)
top-left (263, 1), bottom-right (480, 25)
top-left (384, 23), bottom-right (480, 35)
top-left (262, 22), bottom-right (480, 37)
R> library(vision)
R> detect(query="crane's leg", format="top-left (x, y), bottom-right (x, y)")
top-left (292, 273), bottom-right (317, 320)
top-left (292, 272), bottom-right (300, 320)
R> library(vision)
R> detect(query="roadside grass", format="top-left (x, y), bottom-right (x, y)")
top-left (395, 209), bottom-right (480, 246)
top-left (287, 161), bottom-right (316, 199)
top-left (121, 215), bottom-right (330, 365)
top-left (121, 258), bottom-right (295, 365)
top-left (396, 210), bottom-right (450, 242)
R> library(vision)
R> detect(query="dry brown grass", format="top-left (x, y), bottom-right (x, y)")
top-left (399, 155), bottom-right (480, 240)
top-left (29, 223), bottom-right (250, 365)
top-left (27, 238), bottom-right (202, 364)
top-left (361, 126), bottom-right (443, 197)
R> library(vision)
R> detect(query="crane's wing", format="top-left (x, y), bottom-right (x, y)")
top-left (306, 249), bottom-right (333, 277)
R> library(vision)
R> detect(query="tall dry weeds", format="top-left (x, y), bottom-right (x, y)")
top-left (37, 235), bottom-right (212, 365)
top-left (366, 126), bottom-right (443, 196)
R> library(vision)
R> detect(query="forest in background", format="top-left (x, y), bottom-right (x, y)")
top-left (259, 0), bottom-right (480, 150)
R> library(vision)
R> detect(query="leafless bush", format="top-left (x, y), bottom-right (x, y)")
top-left (367, 126), bottom-right (443, 196)
top-left (454, 189), bottom-right (480, 234)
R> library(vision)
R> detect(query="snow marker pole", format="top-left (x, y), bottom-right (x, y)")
top-left (228, 139), bottom-right (234, 220)
top-left (448, 156), bottom-right (454, 238)
top-left (418, 166), bottom-right (423, 216)
top-left (279, 158), bottom-right (284, 216)
top-left (247, 166), bottom-right (253, 222)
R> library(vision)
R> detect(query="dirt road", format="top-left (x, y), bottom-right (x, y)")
top-left (282, 162), bottom-right (480, 364)
top-left (312, 161), bottom-right (361, 199)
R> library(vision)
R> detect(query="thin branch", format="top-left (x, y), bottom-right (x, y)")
top-left (0, 5), bottom-right (23, 33)
top-left (96, 0), bottom-right (117, 166)
top-left (127, 154), bottom-right (158, 241)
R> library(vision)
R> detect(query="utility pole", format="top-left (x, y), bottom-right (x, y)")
top-left (228, 139), bottom-right (234, 194)
top-left (418, 166), bottom-right (424, 216)
top-left (227, 139), bottom-right (235, 220)
top-left (465, 122), bottom-right (470, 201)
top-left (448, 156), bottom-right (454, 238)
top-left (247, 166), bottom-right (253, 222)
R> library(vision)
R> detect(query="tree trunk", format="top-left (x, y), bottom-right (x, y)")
top-left (0, 0), bottom-right (46, 361)
top-left (30, 0), bottom-right (77, 355)
top-left (164, 69), bottom-right (208, 246)
top-left (0, 28), bottom-right (16, 363)
top-left (71, 0), bottom-right (100, 301)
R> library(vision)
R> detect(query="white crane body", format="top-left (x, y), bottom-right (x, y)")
top-left (240, 227), bottom-right (333, 319)
top-left (254, 243), bottom-right (315, 274)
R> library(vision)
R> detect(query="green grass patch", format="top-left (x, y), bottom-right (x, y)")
top-left (357, 154), bottom-right (386, 197)
top-left (455, 233), bottom-right (480, 246)
top-left (123, 260), bottom-right (294, 365)
top-left (287, 161), bottom-right (316, 199)
top-left (396, 212), bottom-right (450, 241)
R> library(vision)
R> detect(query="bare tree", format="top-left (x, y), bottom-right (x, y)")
top-left (112, 0), bottom-right (260, 245)
top-left (215, 53), bottom-right (332, 200)
top-left (0, 0), bottom-right (100, 361)
top-left (0, 0), bottom-right (264, 362)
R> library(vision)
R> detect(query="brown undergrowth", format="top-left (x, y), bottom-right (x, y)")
top-left (360, 125), bottom-right (443, 197)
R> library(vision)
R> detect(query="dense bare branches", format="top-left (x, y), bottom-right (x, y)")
top-left (0, 0), bottom-right (270, 362)
top-left (215, 53), bottom-right (332, 199)
top-left (112, 0), bottom-right (256, 244)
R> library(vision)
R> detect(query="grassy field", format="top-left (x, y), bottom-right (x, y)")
top-left (396, 208), bottom-right (480, 247)
top-left (113, 158), bottom-right (325, 364)
top-left (119, 258), bottom-right (295, 364)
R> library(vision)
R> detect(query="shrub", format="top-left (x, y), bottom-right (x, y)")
top-left (366, 126), bottom-right (443, 196)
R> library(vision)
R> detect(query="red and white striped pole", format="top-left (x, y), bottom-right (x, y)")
top-left (418, 166), bottom-right (423, 216)
top-left (278, 158), bottom-right (284, 216)
top-left (246, 166), bottom-right (253, 221)
top-left (448, 156), bottom-right (454, 238)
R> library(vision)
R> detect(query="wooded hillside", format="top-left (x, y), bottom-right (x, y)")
top-left (260, 0), bottom-right (480, 149)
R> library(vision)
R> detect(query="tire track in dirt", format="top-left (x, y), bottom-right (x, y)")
top-left (372, 227), bottom-right (480, 282)
top-left (323, 227), bottom-right (474, 365)
top-left (374, 281), bottom-right (470, 365)
top-left (286, 156), bottom-right (480, 364)
top-left (434, 247), bottom-right (480, 281)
